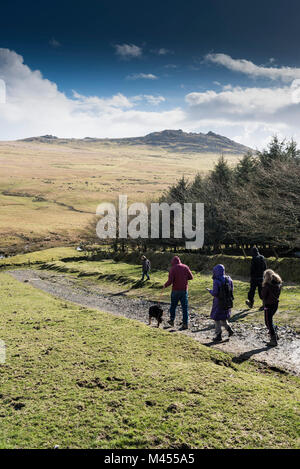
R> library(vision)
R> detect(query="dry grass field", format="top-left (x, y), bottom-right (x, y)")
top-left (0, 139), bottom-right (242, 253)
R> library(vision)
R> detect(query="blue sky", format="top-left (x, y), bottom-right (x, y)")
top-left (1, 0), bottom-right (300, 146)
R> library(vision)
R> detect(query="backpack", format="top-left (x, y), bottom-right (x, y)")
top-left (218, 276), bottom-right (234, 310)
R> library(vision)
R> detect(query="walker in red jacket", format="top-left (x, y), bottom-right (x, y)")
top-left (163, 256), bottom-right (193, 330)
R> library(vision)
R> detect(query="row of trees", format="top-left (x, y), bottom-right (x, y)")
top-left (82, 137), bottom-right (300, 255)
top-left (161, 137), bottom-right (300, 254)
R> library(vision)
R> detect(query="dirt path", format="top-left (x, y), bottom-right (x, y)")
top-left (9, 269), bottom-right (300, 376)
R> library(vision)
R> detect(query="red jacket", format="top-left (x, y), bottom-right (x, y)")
top-left (164, 256), bottom-right (194, 291)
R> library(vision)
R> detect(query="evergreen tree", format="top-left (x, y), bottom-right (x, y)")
top-left (234, 152), bottom-right (256, 184)
top-left (259, 136), bottom-right (300, 167)
top-left (210, 155), bottom-right (233, 187)
top-left (168, 175), bottom-right (189, 203)
top-left (189, 172), bottom-right (203, 199)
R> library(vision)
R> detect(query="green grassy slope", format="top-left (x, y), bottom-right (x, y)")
top-left (0, 273), bottom-right (299, 449)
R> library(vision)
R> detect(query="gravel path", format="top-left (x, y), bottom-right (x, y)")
top-left (9, 269), bottom-right (300, 376)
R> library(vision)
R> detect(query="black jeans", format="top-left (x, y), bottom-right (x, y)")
top-left (141, 271), bottom-right (150, 281)
top-left (264, 303), bottom-right (278, 336)
top-left (248, 278), bottom-right (263, 304)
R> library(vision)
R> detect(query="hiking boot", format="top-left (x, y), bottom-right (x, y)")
top-left (167, 319), bottom-right (174, 327)
top-left (259, 305), bottom-right (264, 311)
top-left (179, 323), bottom-right (188, 331)
top-left (213, 333), bottom-right (222, 342)
top-left (246, 300), bottom-right (253, 308)
top-left (227, 326), bottom-right (234, 337)
top-left (266, 335), bottom-right (278, 347)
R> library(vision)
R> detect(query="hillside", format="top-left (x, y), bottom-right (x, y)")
top-left (0, 136), bottom-right (244, 254)
top-left (21, 129), bottom-right (252, 155)
top-left (112, 129), bottom-right (251, 154)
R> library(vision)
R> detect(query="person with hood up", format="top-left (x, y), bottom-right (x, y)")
top-left (208, 264), bottom-right (234, 342)
top-left (163, 256), bottom-right (193, 330)
top-left (246, 247), bottom-right (267, 309)
top-left (261, 269), bottom-right (282, 347)
top-left (141, 255), bottom-right (151, 281)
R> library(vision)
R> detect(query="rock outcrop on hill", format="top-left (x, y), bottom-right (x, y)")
top-left (21, 129), bottom-right (252, 154)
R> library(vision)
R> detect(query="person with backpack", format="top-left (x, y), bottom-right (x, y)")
top-left (246, 247), bottom-right (267, 309)
top-left (141, 255), bottom-right (151, 281)
top-left (163, 256), bottom-right (193, 330)
top-left (262, 269), bottom-right (282, 347)
top-left (208, 264), bottom-right (234, 342)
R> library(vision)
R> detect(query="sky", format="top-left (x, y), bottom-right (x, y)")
top-left (1, 0), bottom-right (300, 148)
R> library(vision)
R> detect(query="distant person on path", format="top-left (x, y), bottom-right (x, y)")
top-left (163, 256), bottom-right (193, 330)
top-left (141, 255), bottom-right (151, 281)
top-left (262, 269), bottom-right (282, 347)
top-left (246, 247), bottom-right (267, 309)
top-left (208, 264), bottom-right (234, 342)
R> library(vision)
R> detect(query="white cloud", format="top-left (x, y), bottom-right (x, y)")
top-left (164, 64), bottom-right (178, 69)
top-left (49, 38), bottom-right (61, 48)
top-left (186, 85), bottom-right (298, 115)
top-left (157, 48), bottom-right (171, 55)
top-left (153, 48), bottom-right (173, 55)
top-left (130, 94), bottom-right (166, 106)
top-left (0, 78), bottom-right (6, 103)
top-left (126, 73), bottom-right (158, 80)
top-left (206, 53), bottom-right (300, 82)
top-left (142, 95), bottom-right (166, 105)
top-left (185, 81), bottom-right (300, 147)
top-left (0, 49), bottom-right (182, 140)
top-left (114, 43), bottom-right (142, 59)
top-left (72, 91), bottom-right (133, 110)
top-left (2, 47), bottom-right (300, 149)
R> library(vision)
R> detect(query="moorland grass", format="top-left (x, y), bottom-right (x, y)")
top-left (0, 247), bottom-right (83, 269)
top-left (0, 140), bottom-right (241, 252)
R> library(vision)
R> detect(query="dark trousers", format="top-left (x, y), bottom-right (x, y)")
top-left (170, 290), bottom-right (189, 325)
top-left (141, 271), bottom-right (150, 281)
top-left (264, 303), bottom-right (278, 336)
top-left (248, 278), bottom-right (263, 304)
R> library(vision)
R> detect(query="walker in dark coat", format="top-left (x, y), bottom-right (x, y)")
top-left (247, 247), bottom-right (267, 307)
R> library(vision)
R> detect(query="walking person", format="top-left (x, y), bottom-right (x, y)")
top-left (163, 256), bottom-right (193, 330)
top-left (141, 255), bottom-right (151, 281)
top-left (246, 247), bottom-right (267, 310)
top-left (261, 269), bottom-right (282, 347)
top-left (208, 264), bottom-right (234, 342)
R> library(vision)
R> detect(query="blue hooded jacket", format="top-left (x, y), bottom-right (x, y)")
top-left (209, 264), bottom-right (233, 320)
